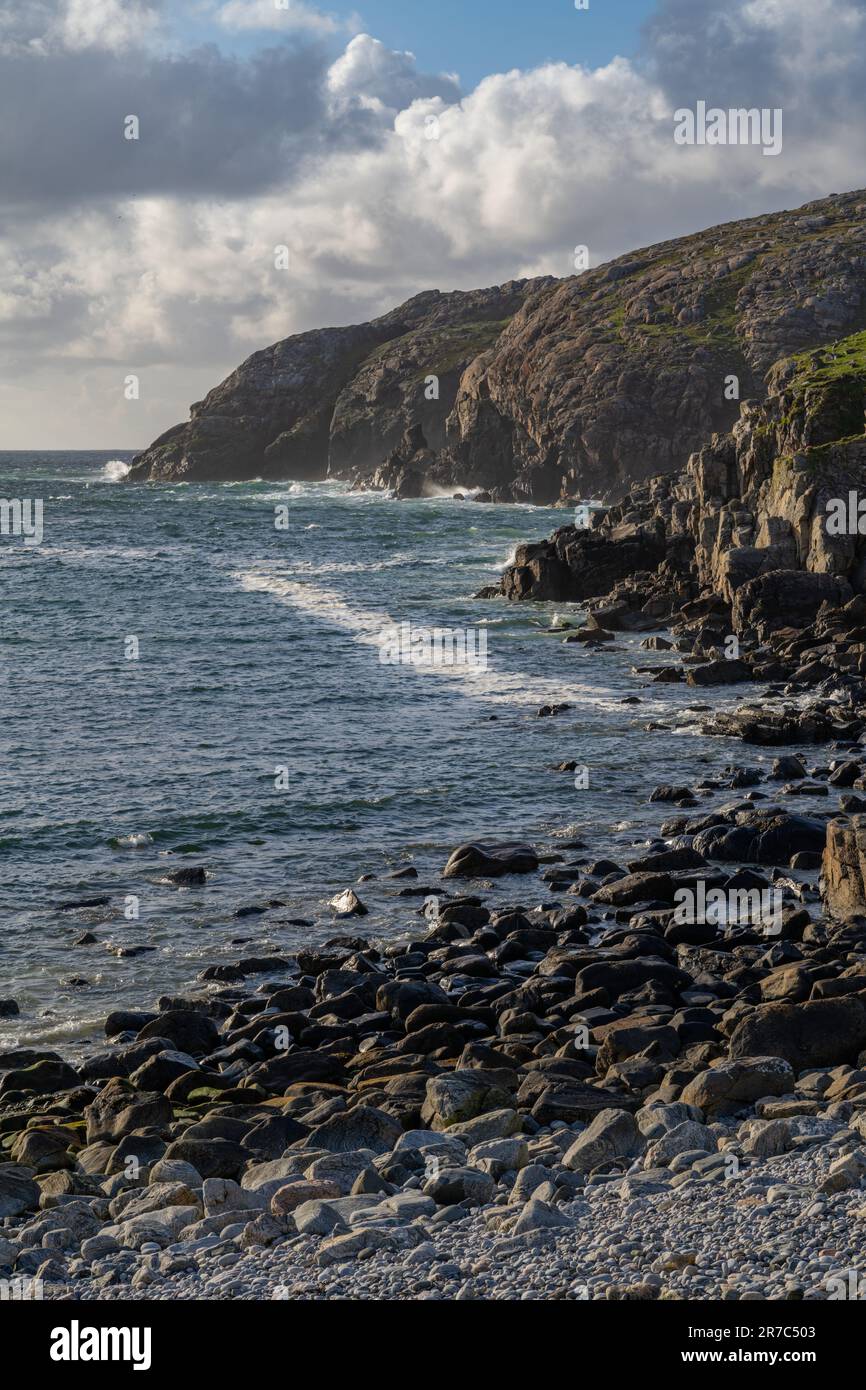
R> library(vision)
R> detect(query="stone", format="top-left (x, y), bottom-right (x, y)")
top-left (0, 1059), bottom-right (80, 1096)
top-left (823, 817), bottom-right (866, 917)
top-left (512, 1198), bottom-right (573, 1234)
top-left (446, 1109), bottom-right (522, 1145)
top-left (423, 1166), bottom-right (496, 1205)
top-left (562, 1109), bottom-right (643, 1172)
top-left (111, 1204), bottom-right (200, 1249)
top-left (468, 1138), bottom-right (528, 1177)
top-left (645, 1121), bottom-right (716, 1167)
top-left (741, 1119), bottom-right (793, 1158)
top-left (84, 1080), bottom-right (172, 1144)
top-left (270, 1180), bottom-right (342, 1216)
top-left (442, 843), bottom-right (539, 879)
top-left (329, 889), bottom-right (368, 917)
top-left (137, 1010), bottom-right (219, 1055)
top-left (729, 998), bottom-right (866, 1071)
top-left (0, 1165), bottom-right (40, 1219)
top-left (304, 1151), bottom-right (378, 1196)
top-left (819, 1151), bottom-right (866, 1194)
top-left (10, 1128), bottom-right (74, 1173)
top-left (302, 1105), bottom-right (402, 1155)
top-left (421, 1071), bottom-right (511, 1130)
top-left (162, 1136), bottom-right (246, 1180)
top-left (680, 1057), bottom-right (794, 1114)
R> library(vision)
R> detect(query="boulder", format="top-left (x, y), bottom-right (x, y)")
top-left (84, 1079), bottom-right (172, 1144)
top-left (732, 570), bottom-right (853, 637)
top-left (442, 843), bottom-right (539, 879)
top-left (680, 1057), bottom-right (794, 1113)
top-left (592, 873), bottom-right (675, 906)
top-left (0, 1058), bottom-right (80, 1096)
top-left (562, 1108), bottom-right (643, 1172)
top-left (302, 1105), bottom-right (402, 1156)
top-left (421, 1071), bottom-right (511, 1130)
top-left (729, 998), bottom-right (866, 1071)
top-left (137, 1010), bottom-right (219, 1056)
top-left (0, 1164), bottom-right (41, 1219)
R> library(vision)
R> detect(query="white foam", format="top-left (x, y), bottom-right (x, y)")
top-left (230, 567), bottom-right (617, 709)
top-left (103, 459), bottom-right (130, 481)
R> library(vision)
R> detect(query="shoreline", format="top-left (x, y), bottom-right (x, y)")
top-left (4, 633), bottom-right (866, 1300)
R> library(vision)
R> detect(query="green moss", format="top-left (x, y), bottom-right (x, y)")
top-left (787, 330), bottom-right (866, 447)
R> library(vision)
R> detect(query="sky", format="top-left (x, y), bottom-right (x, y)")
top-left (2, 0), bottom-right (866, 448)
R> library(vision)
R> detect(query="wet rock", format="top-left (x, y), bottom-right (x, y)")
top-left (442, 843), bottom-right (539, 879)
top-left (687, 660), bottom-right (751, 686)
top-left (592, 872), bottom-right (675, 906)
top-left (137, 1010), bottom-right (220, 1056)
top-left (105, 1010), bottom-right (158, 1037)
top-left (329, 889), bottom-right (368, 917)
top-left (164, 866), bottom-right (207, 886)
top-left (0, 1058), bottom-right (80, 1096)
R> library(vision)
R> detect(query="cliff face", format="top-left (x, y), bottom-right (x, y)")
top-left (129, 189), bottom-right (866, 499)
top-left (125, 282), bottom-right (549, 486)
top-left (495, 328), bottom-right (866, 632)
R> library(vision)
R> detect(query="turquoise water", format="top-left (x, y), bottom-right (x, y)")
top-left (0, 451), bottom-right (748, 1050)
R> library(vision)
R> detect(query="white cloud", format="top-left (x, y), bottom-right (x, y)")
top-left (2, 0), bottom-right (866, 446)
top-left (327, 33), bottom-right (461, 113)
top-left (59, 0), bottom-right (164, 51)
top-left (215, 0), bottom-right (343, 35)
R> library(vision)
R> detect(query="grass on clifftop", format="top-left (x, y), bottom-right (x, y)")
top-left (787, 330), bottom-right (866, 447)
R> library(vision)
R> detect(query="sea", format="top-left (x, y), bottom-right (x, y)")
top-left (0, 450), bottom-right (763, 1053)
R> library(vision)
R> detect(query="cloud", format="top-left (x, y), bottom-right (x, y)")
top-left (215, 0), bottom-right (344, 36)
top-left (59, 0), bottom-right (165, 52)
top-left (2, 0), bottom-right (866, 446)
top-left (327, 33), bottom-right (461, 112)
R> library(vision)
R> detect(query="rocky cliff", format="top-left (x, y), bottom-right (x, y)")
top-left (494, 327), bottom-right (866, 623)
top-left (128, 189), bottom-right (866, 501)
top-left (126, 281), bottom-right (549, 487)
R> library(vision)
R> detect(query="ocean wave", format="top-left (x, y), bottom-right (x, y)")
top-left (103, 459), bottom-right (131, 481)
top-left (229, 566), bottom-right (617, 708)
